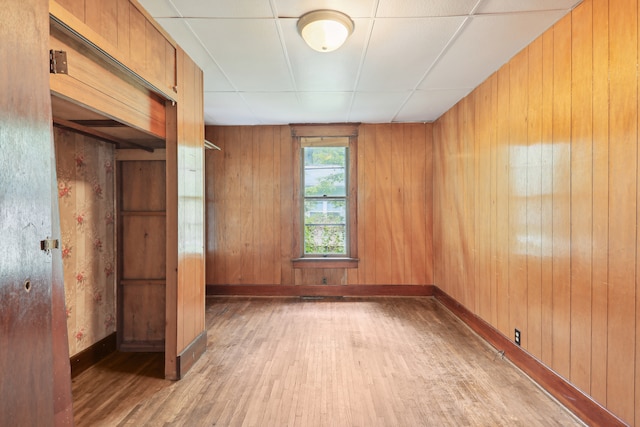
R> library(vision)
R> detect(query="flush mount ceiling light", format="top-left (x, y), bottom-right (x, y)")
top-left (297, 10), bottom-right (354, 52)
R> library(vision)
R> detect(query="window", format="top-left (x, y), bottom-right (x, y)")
top-left (291, 124), bottom-right (358, 269)
top-left (302, 139), bottom-right (348, 255)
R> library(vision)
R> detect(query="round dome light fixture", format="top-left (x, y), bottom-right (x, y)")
top-left (297, 10), bottom-right (354, 52)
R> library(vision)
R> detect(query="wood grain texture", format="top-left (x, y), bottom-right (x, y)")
top-left (551, 14), bottom-right (572, 380)
top-left (540, 29), bottom-right (555, 369)
top-left (433, 0), bottom-right (640, 424)
top-left (71, 297), bottom-right (581, 427)
top-left (49, 22), bottom-right (167, 139)
top-left (50, 0), bottom-right (177, 98)
top-left (590, 0), bottom-right (609, 407)
top-left (1, 0), bottom-right (72, 425)
top-left (205, 124), bottom-right (433, 287)
top-left (526, 36), bottom-right (543, 360)
top-left (206, 285), bottom-right (433, 297)
top-left (608, 0), bottom-right (638, 423)
top-left (569, 0), bottom-right (593, 394)
top-left (165, 47), bottom-right (206, 379)
top-left (435, 288), bottom-right (627, 427)
top-left (508, 49), bottom-right (528, 348)
top-left (118, 160), bottom-right (167, 351)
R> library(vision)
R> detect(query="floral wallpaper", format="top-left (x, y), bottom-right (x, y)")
top-left (54, 127), bottom-right (116, 357)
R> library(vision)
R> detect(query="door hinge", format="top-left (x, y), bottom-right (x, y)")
top-left (49, 50), bottom-right (68, 74)
top-left (40, 238), bottom-right (59, 253)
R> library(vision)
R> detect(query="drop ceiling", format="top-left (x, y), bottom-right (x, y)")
top-left (138, 0), bottom-right (582, 126)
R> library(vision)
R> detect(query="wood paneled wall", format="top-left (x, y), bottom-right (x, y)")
top-left (205, 123), bottom-right (433, 287)
top-left (50, 0), bottom-right (176, 97)
top-left (433, 0), bottom-right (638, 424)
top-left (164, 47), bottom-right (206, 380)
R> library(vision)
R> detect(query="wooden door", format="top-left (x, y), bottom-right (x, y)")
top-left (0, 0), bottom-right (73, 424)
top-left (117, 159), bottom-right (167, 351)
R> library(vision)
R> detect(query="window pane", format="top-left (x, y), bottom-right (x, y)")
top-left (304, 200), bottom-right (346, 255)
top-left (304, 225), bottom-right (346, 255)
top-left (303, 147), bottom-right (346, 197)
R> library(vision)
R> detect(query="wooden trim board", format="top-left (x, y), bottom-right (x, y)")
top-left (70, 332), bottom-right (117, 378)
top-left (175, 331), bottom-right (207, 380)
top-left (206, 285), bottom-right (434, 297)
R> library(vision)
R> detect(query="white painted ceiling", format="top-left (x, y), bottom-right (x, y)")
top-left (138, 0), bottom-right (582, 126)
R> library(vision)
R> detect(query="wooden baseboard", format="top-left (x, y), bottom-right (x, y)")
top-left (70, 332), bottom-right (116, 378)
top-left (176, 330), bottom-right (207, 380)
top-left (433, 287), bottom-right (626, 427)
top-left (206, 284), bottom-right (434, 297)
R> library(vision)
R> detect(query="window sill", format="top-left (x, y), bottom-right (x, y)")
top-left (292, 257), bottom-right (359, 269)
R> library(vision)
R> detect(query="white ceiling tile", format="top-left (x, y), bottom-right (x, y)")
top-left (395, 89), bottom-right (472, 122)
top-left (376, 0), bottom-right (479, 18)
top-left (204, 92), bottom-right (258, 125)
top-left (280, 19), bottom-right (368, 91)
top-left (297, 92), bottom-right (352, 122)
top-left (137, 0), bottom-right (179, 17)
top-left (202, 64), bottom-right (234, 92)
top-left (241, 92), bottom-right (305, 124)
top-left (153, 18), bottom-right (235, 92)
top-left (154, 19), bottom-right (214, 65)
top-left (420, 11), bottom-right (565, 90)
top-left (170, 0), bottom-right (273, 18)
top-left (142, 0), bottom-right (578, 125)
top-left (349, 92), bottom-right (411, 123)
top-left (357, 16), bottom-right (465, 91)
top-left (187, 18), bottom-right (294, 91)
top-left (476, 0), bottom-right (582, 14)
top-left (274, 0), bottom-right (376, 19)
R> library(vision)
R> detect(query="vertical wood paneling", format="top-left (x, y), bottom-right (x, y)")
top-left (590, 0), bottom-right (609, 407)
top-left (279, 127), bottom-right (294, 285)
top-left (636, 4), bottom-right (640, 426)
top-left (272, 128), bottom-right (282, 285)
top-left (551, 15), bottom-right (572, 379)
top-left (488, 73), bottom-right (499, 328)
top-left (569, 0), bottom-right (593, 393)
top-left (391, 124), bottom-right (406, 284)
top-left (117, 0), bottom-right (130, 63)
top-left (410, 124), bottom-right (430, 285)
top-left (56, 0), bottom-right (84, 21)
top-left (434, 0), bottom-right (640, 424)
top-left (51, 0), bottom-right (177, 97)
top-left (508, 49), bottom-right (529, 347)
top-left (495, 66), bottom-right (511, 337)
top-left (526, 36), bottom-right (543, 360)
top-left (422, 124), bottom-right (434, 284)
top-left (167, 47), bottom-right (205, 377)
top-left (206, 124), bottom-right (433, 288)
top-left (85, 0), bottom-right (118, 46)
top-left (239, 127), bottom-right (254, 283)
top-left (363, 125), bottom-right (378, 285)
top-left (462, 95), bottom-right (476, 310)
top-left (257, 127), bottom-right (277, 284)
top-left (608, 0), bottom-right (638, 422)
top-left (475, 79), bottom-right (492, 323)
top-left (374, 125), bottom-right (393, 284)
top-left (128, 4), bottom-right (146, 71)
top-left (540, 30), bottom-right (555, 368)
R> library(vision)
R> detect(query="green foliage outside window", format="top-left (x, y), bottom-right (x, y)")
top-left (303, 146), bottom-right (347, 255)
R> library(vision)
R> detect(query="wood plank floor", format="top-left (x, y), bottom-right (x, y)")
top-left (72, 297), bottom-right (583, 426)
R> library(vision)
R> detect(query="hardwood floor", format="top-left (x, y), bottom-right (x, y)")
top-left (72, 297), bottom-right (582, 426)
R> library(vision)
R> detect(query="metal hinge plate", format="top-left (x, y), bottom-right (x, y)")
top-left (49, 50), bottom-right (68, 74)
top-left (40, 238), bottom-right (59, 253)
